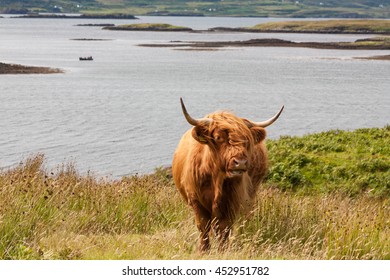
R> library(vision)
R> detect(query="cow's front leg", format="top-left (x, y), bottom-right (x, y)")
top-left (212, 200), bottom-right (232, 251)
top-left (190, 200), bottom-right (212, 252)
top-left (214, 218), bottom-right (232, 251)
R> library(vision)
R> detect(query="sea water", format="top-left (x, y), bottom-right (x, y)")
top-left (0, 16), bottom-right (389, 176)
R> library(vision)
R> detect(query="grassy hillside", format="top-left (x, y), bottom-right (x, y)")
top-left (0, 127), bottom-right (389, 260)
top-left (1, 0), bottom-right (389, 18)
top-left (266, 127), bottom-right (390, 197)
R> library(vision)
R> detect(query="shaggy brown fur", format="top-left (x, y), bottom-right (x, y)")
top-left (172, 110), bottom-right (270, 251)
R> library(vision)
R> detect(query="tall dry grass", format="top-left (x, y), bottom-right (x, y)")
top-left (1, 154), bottom-right (389, 259)
top-left (0, 154), bottom-right (188, 259)
top-left (237, 188), bottom-right (389, 259)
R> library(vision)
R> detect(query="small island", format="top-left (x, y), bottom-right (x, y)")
top-left (103, 20), bottom-right (390, 35)
top-left (212, 19), bottom-right (390, 35)
top-left (103, 23), bottom-right (193, 32)
top-left (0, 62), bottom-right (63, 74)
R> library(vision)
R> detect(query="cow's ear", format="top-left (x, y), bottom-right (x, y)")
top-left (251, 127), bottom-right (266, 143)
top-left (192, 126), bottom-right (209, 144)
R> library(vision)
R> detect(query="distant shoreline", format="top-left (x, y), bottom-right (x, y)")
top-left (0, 62), bottom-right (63, 74)
top-left (355, 54), bottom-right (390, 60)
top-left (11, 13), bottom-right (138, 20)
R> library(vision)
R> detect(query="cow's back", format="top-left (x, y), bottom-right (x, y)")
top-left (248, 141), bottom-right (269, 195)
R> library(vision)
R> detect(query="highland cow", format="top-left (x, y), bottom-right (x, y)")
top-left (172, 98), bottom-right (283, 251)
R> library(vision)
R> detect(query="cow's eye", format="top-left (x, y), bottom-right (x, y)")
top-left (214, 134), bottom-right (225, 143)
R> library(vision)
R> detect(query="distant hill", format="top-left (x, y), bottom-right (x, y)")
top-left (1, 0), bottom-right (389, 18)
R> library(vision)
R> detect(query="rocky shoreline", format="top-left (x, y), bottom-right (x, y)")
top-left (0, 62), bottom-right (63, 74)
top-left (355, 54), bottom-right (390, 60)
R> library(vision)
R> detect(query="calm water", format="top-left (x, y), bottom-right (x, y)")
top-left (1, 16), bottom-right (389, 177)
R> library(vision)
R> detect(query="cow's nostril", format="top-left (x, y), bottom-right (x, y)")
top-left (233, 159), bottom-right (247, 169)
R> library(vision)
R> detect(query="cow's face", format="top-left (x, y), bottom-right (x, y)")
top-left (192, 113), bottom-right (266, 178)
top-left (179, 97), bottom-right (283, 178)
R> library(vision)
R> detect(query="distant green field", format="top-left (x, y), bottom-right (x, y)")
top-left (1, 0), bottom-right (390, 18)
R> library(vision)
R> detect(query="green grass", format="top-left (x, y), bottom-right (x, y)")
top-left (0, 127), bottom-right (389, 259)
top-left (266, 127), bottom-right (390, 197)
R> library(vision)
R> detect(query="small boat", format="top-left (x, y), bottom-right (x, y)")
top-left (79, 56), bottom-right (93, 61)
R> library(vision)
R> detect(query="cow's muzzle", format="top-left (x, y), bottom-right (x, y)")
top-left (227, 158), bottom-right (248, 178)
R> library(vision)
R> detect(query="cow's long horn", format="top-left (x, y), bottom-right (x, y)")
top-left (180, 97), bottom-right (211, 126)
top-left (251, 105), bottom-right (284, 128)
